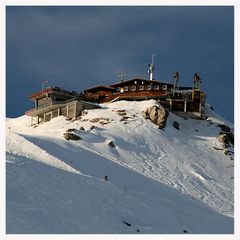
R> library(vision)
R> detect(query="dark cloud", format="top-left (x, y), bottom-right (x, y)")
top-left (6, 6), bottom-right (234, 122)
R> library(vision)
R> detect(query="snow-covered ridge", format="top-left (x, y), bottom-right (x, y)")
top-left (6, 100), bottom-right (234, 233)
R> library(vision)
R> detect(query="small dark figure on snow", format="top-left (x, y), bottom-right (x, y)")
top-left (104, 175), bottom-right (108, 181)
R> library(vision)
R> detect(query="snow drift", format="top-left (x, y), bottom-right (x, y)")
top-left (6, 100), bottom-right (234, 233)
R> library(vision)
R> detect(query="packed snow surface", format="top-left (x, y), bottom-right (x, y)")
top-left (6, 100), bottom-right (234, 233)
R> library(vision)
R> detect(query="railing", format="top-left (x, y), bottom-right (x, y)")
top-left (36, 97), bottom-right (79, 110)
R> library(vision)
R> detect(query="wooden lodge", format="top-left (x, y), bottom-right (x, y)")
top-left (25, 86), bottom-right (99, 125)
top-left (82, 76), bottom-right (206, 117)
top-left (25, 69), bottom-right (206, 125)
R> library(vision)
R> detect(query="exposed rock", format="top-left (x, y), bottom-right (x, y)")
top-left (218, 133), bottom-right (229, 145)
top-left (63, 133), bottom-right (81, 141)
top-left (224, 149), bottom-right (229, 155)
top-left (117, 112), bottom-right (127, 116)
top-left (227, 132), bottom-right (234, 145)
top-left (218, 124), bottom-right (231, 133)
top-left (120, 116), bottom-right (132, 122)
top-left (141, 111), bottom-right (148, 119)
top-left (81, 110), bottom-right (88, 116)
top-left (218, 132), bottom-right (234, 146)
top-left (79, 126), bottom-right (85, 131)
top-left (90, 125), bottom-right (95, 130)
top-left (66, 128), bottom-right (76, 133)
top-left (173, 121), bottom-right (180, 130)
top-left (107, 141), bottom-right (115, 148)
top-left (99, 121), bottom-right (105, 125)
top-left (90, 118), bottom-right (101, 123)
top-left (90, 117), bottom-right (111, 123)
top-left (142, 104), bottom-right (169, 129)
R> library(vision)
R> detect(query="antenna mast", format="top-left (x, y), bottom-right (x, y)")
top-left (148, 54), bottom-right (155, 80)
top-left (193, 73), bottom-right (201, 90)
top-left (173, 71), bottom-right (179, 97)
top-left (41, 80), bottom-right (49, 94)
top-left (118, 71), bottom-right (126, 82)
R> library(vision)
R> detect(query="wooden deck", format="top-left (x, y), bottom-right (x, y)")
top-left (26, 100), bottom-right (100, 125)
top-left (84, 90), bottom-right (168, 103)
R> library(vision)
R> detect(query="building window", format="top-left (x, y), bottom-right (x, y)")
top-left (116, 87), bottom-right (120, 92)
top-left (124, 86), bottom-right (128, 91)
top-left (139, 85), bottom-right (144, 91)
top-left (154, 85), bottom-right (159, 90)
top-left (131, 86), bottom-right (136, 91)
top-left (162, 85), bottom-right (167, 91)
top-left (146, 85), bottom-right (152, 90)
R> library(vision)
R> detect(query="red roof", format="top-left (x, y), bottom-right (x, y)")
top-left (29, 88), bottom-right (54, 100)
top-left (29, 87), bottom-right (77, 100)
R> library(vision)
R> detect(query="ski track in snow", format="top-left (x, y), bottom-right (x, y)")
top-left (6, 132), bottom-right (81, 175)
top-left (6, 100), bottom-right (234, 222)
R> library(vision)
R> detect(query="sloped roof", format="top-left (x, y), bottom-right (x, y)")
top-left (110, 78), bottom-right (173, 87)
top-left (29, 87), bottom-right (78, 100)
top-left (84, 85), bottom-right (115, 92)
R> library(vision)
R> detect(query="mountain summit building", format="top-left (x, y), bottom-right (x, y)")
top-left (25, 87), bottom-right (99, 125)
top-left (25, 73), bottom-right (205, 125)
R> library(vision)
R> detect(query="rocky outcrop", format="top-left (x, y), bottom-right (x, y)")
top-left (90, 125), bottom-right (95, 130)
top-left (217, 124), bottom-right (234, 145)
top-left (218, 133), bottom-right (229, 145)
top-left (218, 132), bottom-right (234, 146)
top-left (63, 133), bottom-right (82, 141)
top-left (142, 105), bottom-right (169, 129)
top-left (218, 124), bottom-right (231, 133)
top-left (107, 140), bottom-right (115, 148)
top-left (227, 132), bottom-right (234, 145)
top-left (66, 128), bottom-right (76, 133)
top-left (173, 121), bottom-right (180, 130)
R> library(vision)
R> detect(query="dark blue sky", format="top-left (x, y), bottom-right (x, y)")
top-left (6, 6), bottom-right (234, 122)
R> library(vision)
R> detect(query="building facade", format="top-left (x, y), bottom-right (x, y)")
top-left (25, 87), bottom-right (99, 125)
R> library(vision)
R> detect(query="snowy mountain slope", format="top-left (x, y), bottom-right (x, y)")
top-left (6, 100), bottom-right (234, 233)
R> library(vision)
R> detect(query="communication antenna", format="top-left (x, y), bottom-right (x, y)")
top-left (118, 71), bottom-right (126, 82)
top-left (41, 80), bottom-right (49, 94)
top-left (148, 54), bottom-right (155, 80)
top-left (173, 71), bottom-right (179, 97)
top-left (193, 73), bottom-right (201, 89)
